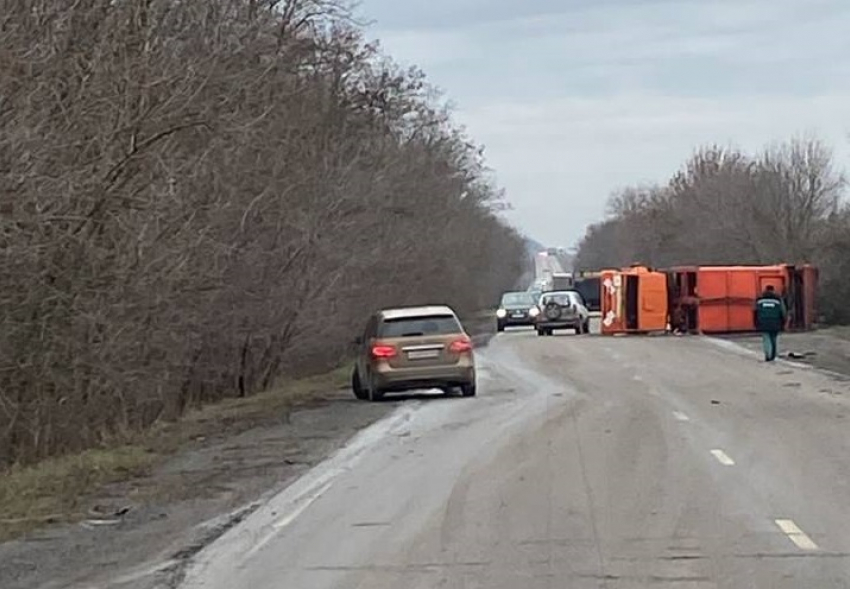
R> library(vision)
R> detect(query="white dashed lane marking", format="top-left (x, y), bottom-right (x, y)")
top-left (672, 411), bottom-right (690, 422)
top-left (710, 449), bottom-right (735, 466)
top-left (775, 519), bottom-right (819, 550)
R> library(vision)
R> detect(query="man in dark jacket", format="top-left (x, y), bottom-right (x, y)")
top-left (754, 285), bottom-right (787, 362)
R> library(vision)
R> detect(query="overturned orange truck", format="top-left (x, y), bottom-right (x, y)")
top-left (666, 264), bottom-right (818, 334)
top-left (590, 264), bottom-right (818, 335)
top-left (597, 266), bottom-right (669, 334)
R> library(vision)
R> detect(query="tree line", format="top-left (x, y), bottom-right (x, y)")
top-left (0, 0), bottom-right (527, 467)
top-left (575, 137), bottom-right (850, 324)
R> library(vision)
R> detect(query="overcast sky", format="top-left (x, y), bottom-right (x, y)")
top-left (355, 0), bottom-right (850, 248)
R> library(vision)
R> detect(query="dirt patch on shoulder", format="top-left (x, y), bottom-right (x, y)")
top-left (0, 383), bottom-right (393, 589)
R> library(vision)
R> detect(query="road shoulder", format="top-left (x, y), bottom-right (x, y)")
top-left (0, 316), bottom-right (497, 589)
top-left (710, 326), bottom-right (850, 379)
top-left (0, 379), bottom-right (393, 589)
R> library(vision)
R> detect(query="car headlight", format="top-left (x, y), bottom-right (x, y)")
top-left (529, 307), bottom-right (540, 317)
top-left (496, 308), bottom-right (507, 318)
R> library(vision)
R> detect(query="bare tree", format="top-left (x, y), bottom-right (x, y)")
top-left (0, 0), bottom-right (526, 467)
top-left (574, 137), bottom-right (848, 323)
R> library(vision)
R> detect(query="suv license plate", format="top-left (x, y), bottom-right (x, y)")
top-left (408, 350), bottom-right (439, 360)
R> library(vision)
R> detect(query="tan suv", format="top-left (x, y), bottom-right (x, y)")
top-left (351, 306), bottom-right (476, 401)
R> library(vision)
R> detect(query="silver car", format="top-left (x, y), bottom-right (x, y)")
top-left (534, 290), bottom-right (590, 336)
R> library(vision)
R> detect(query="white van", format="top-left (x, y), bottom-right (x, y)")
top-left (551, 272), bottom-right (574, 291)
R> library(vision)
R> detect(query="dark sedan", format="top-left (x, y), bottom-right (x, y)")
top-left (496, 291), bottom-right (540, 331)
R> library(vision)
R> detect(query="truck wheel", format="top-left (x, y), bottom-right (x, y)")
top-left (537, 328), bottom-right (545, 336)
top-left (496, 322), bottom-right (504, 332)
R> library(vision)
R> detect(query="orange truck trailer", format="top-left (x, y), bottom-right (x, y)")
top-left (667, 264), bottom-right (818, 334)
top-left (588, 263), bottom-right (818, 335)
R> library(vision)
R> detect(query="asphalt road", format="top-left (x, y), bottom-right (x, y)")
top-left (179, 327), bottom-right (850, 589)
top-left (534, 250), bottom-right (565, 278)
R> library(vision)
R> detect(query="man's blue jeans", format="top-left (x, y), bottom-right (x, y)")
top-left (762, 331), bottom-right (779, 361)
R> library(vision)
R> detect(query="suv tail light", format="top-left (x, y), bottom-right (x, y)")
top-left (371, 344), bottom-right (397, 359)
top-left (449, 337), bottom-right (473, 353)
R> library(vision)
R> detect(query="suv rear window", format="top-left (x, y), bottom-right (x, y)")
top-left (541, 292), bottom-right (581, 306)
top-left (378, 315), bottom-right (462, 338)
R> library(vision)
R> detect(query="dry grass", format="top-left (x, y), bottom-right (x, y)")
top-left (144, 365), bottom-right (351, 453)
top-left (0, 365), bottom-right (351, 542)
top-left (0, 446), bottom-right (156, 541)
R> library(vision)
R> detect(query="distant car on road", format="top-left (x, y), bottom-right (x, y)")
top-left (351, 305), bottom-right (476, 401)
top-left (526, 287), bottom-right (543, 303)
top-left (532, 276), bottom-right (552, 292)
top-left (496, 291), bottom-right (540, 331)
top-left (528, 278), bottom-right (548, 292)
top-left (534, 290), bottom-right (590, 336)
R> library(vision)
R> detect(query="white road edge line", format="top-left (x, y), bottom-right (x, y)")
top-left (244, 480), bottom-right (334, 559)
top-left (272, 481), bottom-right (334, 531)
top-left (174, 403), bottom-right (424, 578)
top-left (672, 411), bottom-right (690, 422)
top-left (775, 518), bottom-right (819, 550)
top-left (710, 449), bottom-right (735, 466)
